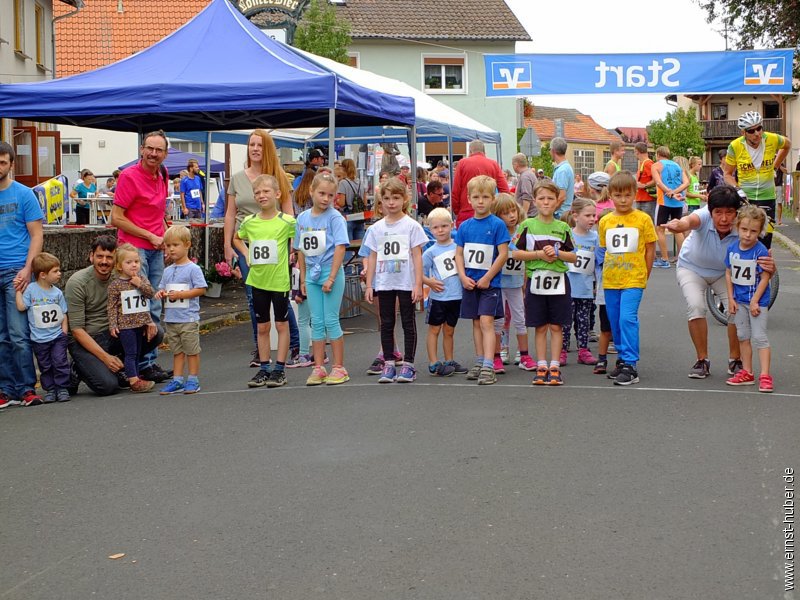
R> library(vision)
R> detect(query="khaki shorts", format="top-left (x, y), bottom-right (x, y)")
top-left (165, 321), bottom-right (201, 356)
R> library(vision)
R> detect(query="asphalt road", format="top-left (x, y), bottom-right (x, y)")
top-left (2, 244), bottom-right (799, 600)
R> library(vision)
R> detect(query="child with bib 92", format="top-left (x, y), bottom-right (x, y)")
top-left (295, 172), bottom-right (350, 386)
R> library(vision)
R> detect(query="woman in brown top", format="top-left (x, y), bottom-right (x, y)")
top-left (107, 243), bottom-right (157, 392)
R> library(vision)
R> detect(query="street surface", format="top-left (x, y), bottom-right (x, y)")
top-left (2, 244), bottom-right (799, 599)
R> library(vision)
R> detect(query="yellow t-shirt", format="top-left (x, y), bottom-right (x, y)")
top-left (598, 210), bottom-right (657, 289)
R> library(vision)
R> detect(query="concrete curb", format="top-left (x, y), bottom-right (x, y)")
top-left (199, 310), bottom-right (251, 331)
top-left (774, 231), bottom-right (800, 259)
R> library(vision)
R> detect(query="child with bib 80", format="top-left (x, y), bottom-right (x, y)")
top-left (597, 171), bottom-right (656, 386)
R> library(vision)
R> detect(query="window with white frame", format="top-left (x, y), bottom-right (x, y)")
top-left (170, 141), bottom-right (206, 154)
top-left (573, 149), bottom-right (595, 178)
top-left (602, 150), bottom-right (611, 167)
top-left (423, 56), bottom-right (466, 94)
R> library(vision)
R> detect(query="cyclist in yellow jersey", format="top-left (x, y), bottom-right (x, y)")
top-left (722, 111), bottom-right (791, 247)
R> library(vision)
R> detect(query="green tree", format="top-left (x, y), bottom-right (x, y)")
top-left (293, 0), bottom-right (352, 64)
top-left (647, 107), bottom-right (706, 159)
top-left (515, 129), bottom-right (553, 176)
top-left (697, 0), bottom-right (799, 88)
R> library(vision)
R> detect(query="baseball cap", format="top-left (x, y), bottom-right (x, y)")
top-left (439, 169), bottom-right (450, 178)
top-left (587, 171), bottom-right (610, 190)
top-left (306, 148), bottom-right (325, 163)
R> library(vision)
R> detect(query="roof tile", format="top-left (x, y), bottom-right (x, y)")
top-left (523, 105), bottom-right (621, 145)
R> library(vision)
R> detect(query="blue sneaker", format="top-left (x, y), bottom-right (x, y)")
top-left (378, 363), bottom-right (396, 383)
top-left (159, 379), bottom-right (185, 395)
top-left (396, 364), bottom-right (416, 383)
top-left (183, 379), bottom-right (201, 394)
top-left (654, 258), bottom-right (671, 269)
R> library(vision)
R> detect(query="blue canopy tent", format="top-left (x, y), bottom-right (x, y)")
top-left (118, 150), bottom-right (224, 175)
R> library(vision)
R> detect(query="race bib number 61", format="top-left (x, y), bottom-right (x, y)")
top-left (606, 227), bottom-right (639, 254)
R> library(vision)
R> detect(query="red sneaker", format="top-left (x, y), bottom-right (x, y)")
top-left (726, 369), bottom-right (755, 386)
top-left (758, 374), bottom-right (774, 393)
top-left (21, 390), bottom-right (43, 407)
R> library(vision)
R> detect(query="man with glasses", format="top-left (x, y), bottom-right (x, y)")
top-left (110, 130), bottom-right (172, 383)
top-left (418, 180), bottom-right (446, 218)
top-left (722, 111), bottom-right (791, 247)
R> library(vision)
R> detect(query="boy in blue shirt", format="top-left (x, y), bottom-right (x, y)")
top-left (16, 253), bottom-right (70, 403)
top-left (156, 225), bottom-right (208, 394)
top-left (724, 205), bottom-right (773, 392)
top-left (455, 175), bottom-right (510, 385)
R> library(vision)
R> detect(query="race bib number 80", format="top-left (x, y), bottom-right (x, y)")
top-left (378, 234), bottom-right (409, 260)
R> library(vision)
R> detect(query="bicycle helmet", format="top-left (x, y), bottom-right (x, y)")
top-left (737, 111), bottom-right (763, 130)
top-left (587, 171), bottom-right (610, 191)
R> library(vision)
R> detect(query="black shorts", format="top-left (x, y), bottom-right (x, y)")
top-left (598, 304), bottom-right (611, 333)
top-left (524, 277), bottom-right (572, 328)
top-left (656, 205), bottom-right (683, 226)
top-left (460, 287), bottom-right (504, 320)
top-left (426, 299), bottom-right (461, 327)
top-left (252, 288), bottom-right (290, 323)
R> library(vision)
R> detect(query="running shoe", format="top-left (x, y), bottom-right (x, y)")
top-left (727, 358), bottom-right (743, 376)
top-left (477, 367), bottom-right (497, 385)
top-left (248, 369), bottom-right (270, 388)
top-left (446, 360), bottom-right (468, 374)
top-left (500, 346), bottom-right (509, 365)
top-left (688, 359), bottom-right (710, 379)
top-left (726, 369), bottom-right (755, 386)
top-left (577, 348), bottom-right (597, 365)
top-left (326, 366), bottom-right (350, 385)
top-left (367, 356), bottom-right (385, 375)
top-left (289, 353), bottom-right (313, 369)
top-left (606, 359), bottom-right (624, 379)
top-left (43, 390), bottom-right (56, 404)
top-left (513, 351), bottom-right (521, 365)
top-left (588, 330), bottom-right (599, 343)
top-left (429, 362), bottom-right (455, 377)
top-left (249, 349), bottom-right (260, 368)
top-left (518, 355), bottom-right (536, 371)
top-left (559, 350), bottom-right (568, 366)
top-left (183, 379), bottom-right (201, 394)
top-left (532, 366), bottom-right (549, 385)
top-left (378, 364), bottom-right (397, 383)
top-left (0, 392), bottom-right (10, 409)
top-left (266, 370), bottom-right (287, 388)
top-left (21, 390), bottom-right (44, 406)
top-left (306, 366), bottom-right (327, 386)
top-left (653, 258), bottom-right (671, 269)
top-left (396, 365), bottom-right (417, 383)
top-left (614, 364), bottom-right (640, 386)
top-left (548, 366), bottom-right (563, 386)
top-left (493, 356), bottom-right (506, 374)
top-left (159, 379), bottom-right (186, 395)
top-left (140, 364), bottom-right (172, 383)
top-left (393, 351), bottom-right (404, 363)
top-left (593, 359), bottom-right (607, 375)
top-left (56, 389), bottom-right (71, 403)
top-left (130, 379), bottom-right (155, 393)
top-left (465, 363), bottom-right (482, 381)
top-left (607, 342), bottom-right (618, 354)
top-left (758, 374), bottom-right (774, 393)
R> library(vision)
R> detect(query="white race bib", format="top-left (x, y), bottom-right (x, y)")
top-left (730, 257), bottom-right (757, 286)
top-left (291, 267), bottom-right (300, 290)
top-left (250, 240), bottom-right (278, 265)
top-left (121, 289), bottom-right (150, 315)
top-left (569, 249), bottom-right (595, 275)
top-left (165, 283), bottom-right (189, 309)
top-left (502, 256), bottom-right (524, 276)
top-left (464, 243), bottom-right (493, 271)
top-left (433, 250), bottom-right (458, 280)
top-left (300, 231), bottom-right (326, 257)
top-left (529, 271), bottom-right (566, 295)
top-left (190, 189), bottom-right (201, 199)
top-left (32, 304), bottom-right (64, 329)
top-left (606, 227), bottom-right (639, 254)
top-left (378, 234), bottom-right (409, 261)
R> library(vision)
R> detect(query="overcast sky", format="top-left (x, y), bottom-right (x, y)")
top-left (503, 0), bottom-right (729, 128)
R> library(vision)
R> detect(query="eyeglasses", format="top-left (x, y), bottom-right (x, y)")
top-left (143, 145), bottom-right (167, 154)
top-left (744, 125), bottom-right (763, 135)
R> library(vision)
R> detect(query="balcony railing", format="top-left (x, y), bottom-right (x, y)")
top-left (700, 118), bottom-right (783, 139)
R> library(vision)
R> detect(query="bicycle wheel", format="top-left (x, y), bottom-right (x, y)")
top-left (704, 270), bottom-right (779, 325)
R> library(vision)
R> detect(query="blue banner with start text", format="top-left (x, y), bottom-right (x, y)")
top-left (484, 50), bottom-right (794, 96)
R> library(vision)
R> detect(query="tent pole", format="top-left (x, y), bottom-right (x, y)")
top-left (409, 126), bottom-right (418, 218)
top-left (497, 139), bottom-right (504, 169)
top-left (447, 137), bottom-right (454, 218)
top-left (204, 130), bottom-right (212, 271)
top-left (328, 108), bottom-right (336, 167)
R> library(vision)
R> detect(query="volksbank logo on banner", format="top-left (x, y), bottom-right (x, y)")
top-left (484, 50), bottom-right (793, 96)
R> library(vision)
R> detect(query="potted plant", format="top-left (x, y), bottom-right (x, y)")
top-left (198, 260), bottom-right (239, 298)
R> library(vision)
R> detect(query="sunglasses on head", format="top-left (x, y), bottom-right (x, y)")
top-left (744, 125), bottom-right (763, 134)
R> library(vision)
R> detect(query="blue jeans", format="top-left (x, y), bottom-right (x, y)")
top-left (236, 247), bottom-right (298, 349)
top-left (604, 288), bottom-right (644, 366)
top-left (0, 267), bottom-right (37, 398)
top-left (137, 248), bottom-right (164, 368)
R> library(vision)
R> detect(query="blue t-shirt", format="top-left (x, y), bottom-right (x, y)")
top-left (0, 181), bottom-right (44, 269)
top-left (423, 240), bottom-right (462, 301)
top-left (21, 282), bottom-right (68, 343)
top-left (552, 160), bottom-right (575, 215)
top-left (456, 213), bottom-right (511, 288)
top-left (74, 181), bottom-right (97, 207)
top-left (294, 207), bottom-right (349, 281)
top-left (567, 229), bottom-right (599, 299)
top-left (500, 240), bottom-right (525, 289)
top-left (659, 159), bottom-right (684, 208)
top-left (724, 240), bottom-right (770, 307)
top-left (158, 262), bottom-right (208, 323)
top-left (180, 176), bottom-right (204, 210)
